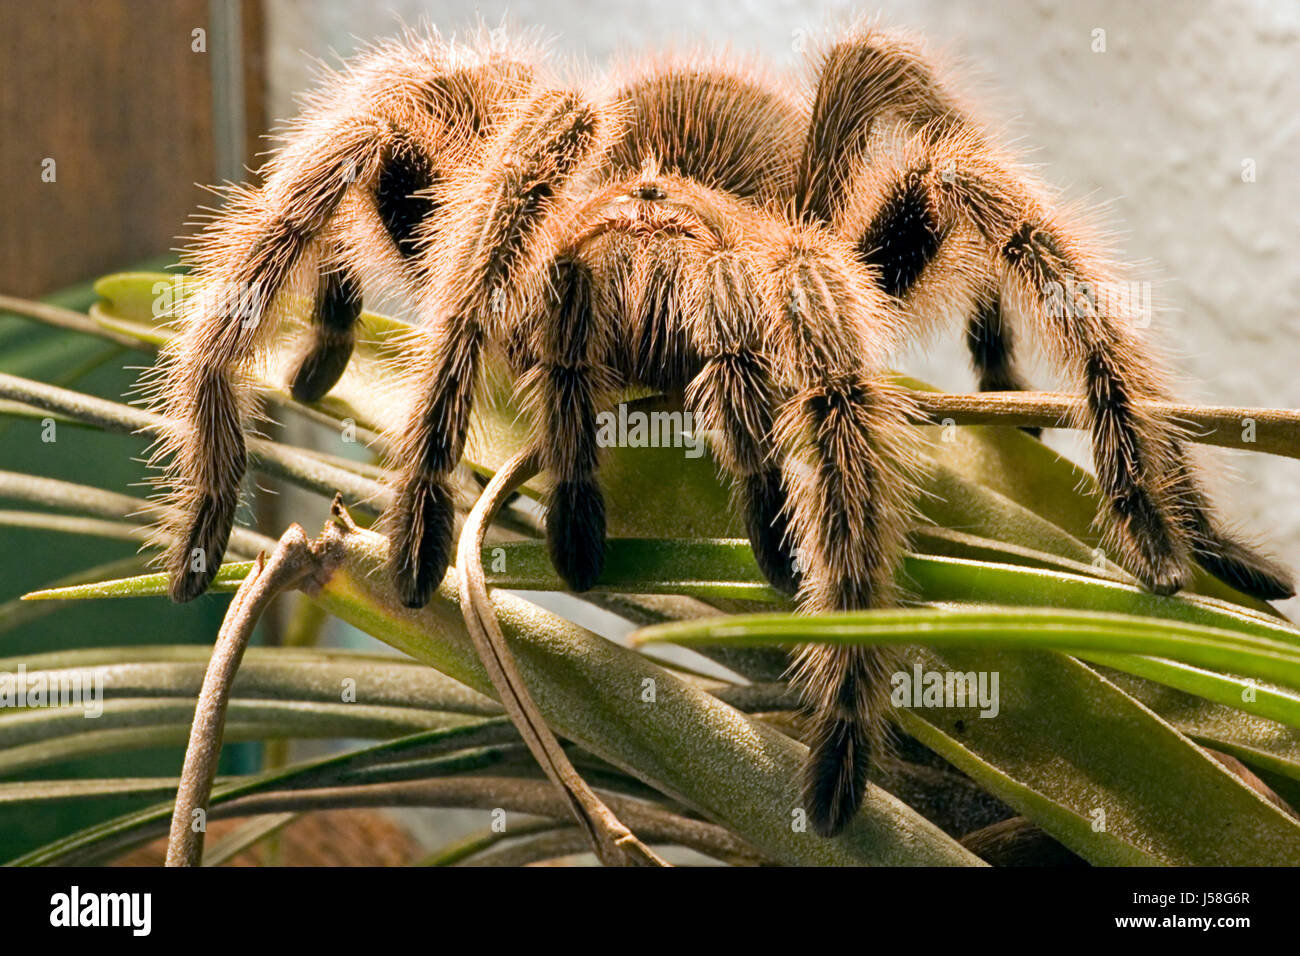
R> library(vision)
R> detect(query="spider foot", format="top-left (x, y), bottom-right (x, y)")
top-left (1193, 532), bottom-right (1295, 602)
top-left (743, 468), bottom-right (800, 596)
top-left (546, 479), bottom-right (606, 592)
top-left (390, 476), bottom-right (455, 609)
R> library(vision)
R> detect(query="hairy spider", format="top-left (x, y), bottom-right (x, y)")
top-left (147, 22), bottom-right (1293, 839)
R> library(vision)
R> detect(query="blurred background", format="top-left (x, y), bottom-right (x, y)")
top-left (1, 0), bottom-right (1297, 860)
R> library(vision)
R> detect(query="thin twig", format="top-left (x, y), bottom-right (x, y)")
top-left (4, 287), bottom-right (1296, 456)
top-left (0, 291), bottom-right (396, 447)
top-left (456, 449), bottom-right (669, 867)
top-left (165, 524), bottom-right (337, 866)
top-left (0, 293), bottom-right (152, 351)
top-left (0, 469), bottom-right (273, 557)
top-left (912, 391), bottom-right (1300, 459)
top-left (0, 372), bottom-right (390, 514)
top-left (4, 369), bottom-right (1297, 468)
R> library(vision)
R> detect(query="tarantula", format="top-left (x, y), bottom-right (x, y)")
top-left (147, 23), bottom-right (1293, 838)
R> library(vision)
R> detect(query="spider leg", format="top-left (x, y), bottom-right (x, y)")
top-left (757, 224), bottom-right (918, 836)
top-left (965, 288), bottom-right (1026, 391)
top-left (995, 196), bottom-right (1291, 598)
top-left (154, 38), bottom-right (536, 603)
top-left (864, 130), bottom-right (1195, 593)
top-left (794, 24), bottom-right (958, 224)
top-left (628, 184), bottom-right (916, 832)
top-left (796, 26), bottom-right (1042, 430)
top-left (1168, 449), bottom-right (1294, 599)
top-left (683, 241), bottom-right (798, 594)
top-left (287, 130), bottom-right (445, 402)
top-left (157, 114), bottom-right (398, 602)
top-left (289, 260), bottom-right (364, 402)
top-left (519, 252), bottom-right (620, 592)
top-left (800, 31), bottom-right (1289, 599)
top-left (964, 287), bottom-right (1042, 437)
top-left (611, 172), bottom-right (805, 595)
top-left (387, 88), bottom-right (614, 608)
top-left (971, 184), bottom-right (1190, 590)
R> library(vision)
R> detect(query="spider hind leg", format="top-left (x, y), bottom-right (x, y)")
top-left (289, 264), bottom-right (363, 403)
top-left (998, 219), bottom-right (1190, 594)
top-left (964, 289), bottom-right (1042, 438)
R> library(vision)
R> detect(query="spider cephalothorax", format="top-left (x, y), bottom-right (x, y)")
top-left (146, 22), bottom-right (1293, 839)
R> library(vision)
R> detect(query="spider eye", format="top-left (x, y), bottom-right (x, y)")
top-left (631, 183), bottom-right (667, 201)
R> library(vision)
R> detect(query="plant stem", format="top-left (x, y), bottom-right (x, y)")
top-left (4, 366), bottom-right (1294, 464)
top-left (0, 293), bottom-right (151, 351)
top-left (0, 372), bottom-right (389, 513)
top-left (912, 391), bottom-right (1299, 459)
top-left (456, 450), bottom-right (669, 866)
top-left (165, 524), bottom-right (337, 866)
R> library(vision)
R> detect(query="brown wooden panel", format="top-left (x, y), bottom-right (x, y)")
top-left (0, 0), bottom-right (264, 296)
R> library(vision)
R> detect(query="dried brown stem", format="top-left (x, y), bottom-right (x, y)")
top-left (455, 449), bottom-right (669, 867)
top-left (2, 371), bottom-right (1295, 463)
top-left (912, 391), bottom-right (1300, 460)
top-left (165, 523), bottom-right (341, 866)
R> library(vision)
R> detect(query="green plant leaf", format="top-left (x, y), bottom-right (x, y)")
top-left (306, 523), bottom-right (979, 866)
top-left (633, 605), bottom-right (1300, 691)
top-left (898, 647), bottom-right (1300, 865)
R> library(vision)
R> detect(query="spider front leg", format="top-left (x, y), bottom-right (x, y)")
top-left (388, 317), bottom-right (480, 608)
top-left (386, 88), bottom-right (615, 607)
top-left (683, 246), bottom-right (799, 594)
top-left (519, 253), bottom-right (620, 591)
top-left (155, 115), bottom-right (396, 602)
top-left (756, 227), bottom-right (919, 836)
top-left (153, 40), bottom-right (539, 603)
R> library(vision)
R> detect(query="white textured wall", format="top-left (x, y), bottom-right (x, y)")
top-left (264, 0), bottom-right (1300, 609)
